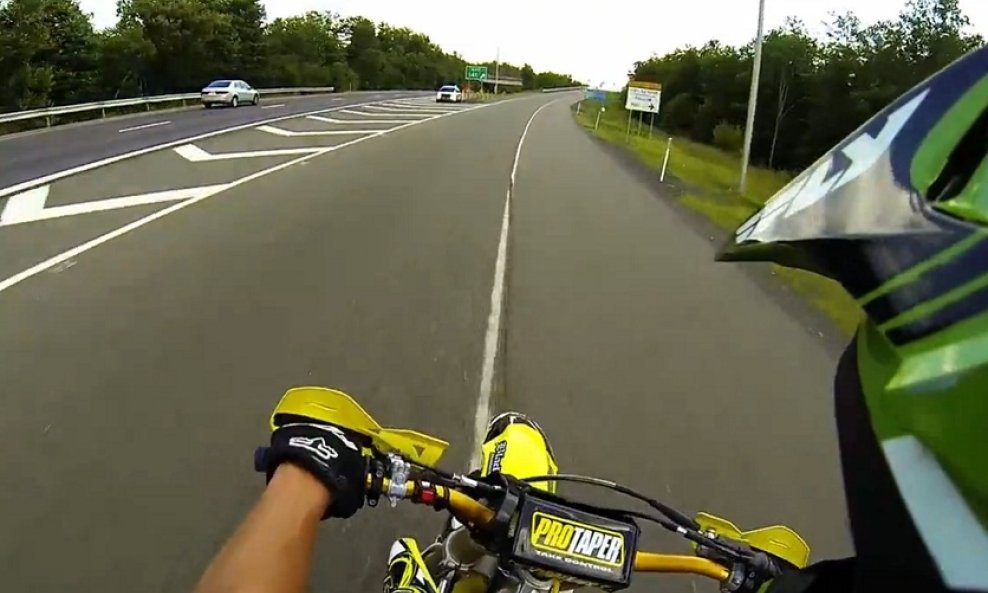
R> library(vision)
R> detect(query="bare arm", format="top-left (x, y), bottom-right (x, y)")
top-left (193, 463), bottom-right (330, 593)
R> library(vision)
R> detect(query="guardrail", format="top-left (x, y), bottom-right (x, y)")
top-left (542, 86), bottom-right (587, 93)
top-left (0, 86), bottom-right (335, 126)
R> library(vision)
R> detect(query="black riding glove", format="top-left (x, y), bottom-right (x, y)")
top-left (255, 420), bottom-right (368, 519)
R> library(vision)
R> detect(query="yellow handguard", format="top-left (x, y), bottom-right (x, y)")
top-left (270, 387), bottom-right (449, 467)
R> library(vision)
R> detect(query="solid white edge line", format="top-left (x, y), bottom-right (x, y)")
top-left (118, 121), bottom-right (171, 133)
top-left (0, 95), bottom-right (421, 199)
top-left (471, 99), bottom-right (558, 468)
top-left (0, 101), bottom-right (493, 294)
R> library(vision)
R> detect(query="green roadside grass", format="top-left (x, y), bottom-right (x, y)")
top-left (574, 95), bottom-right (861, 335)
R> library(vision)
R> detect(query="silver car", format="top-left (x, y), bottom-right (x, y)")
top-left (201, 79), bottom-right (260, 108)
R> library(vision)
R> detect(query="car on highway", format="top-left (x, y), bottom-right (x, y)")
top-left (201, 79), bottom-right (260, 108)
top-left (436, 85), bottom-right (463, 103)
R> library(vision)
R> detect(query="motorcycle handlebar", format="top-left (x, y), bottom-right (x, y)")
top-left (366, 474), bottom-right (731, 583)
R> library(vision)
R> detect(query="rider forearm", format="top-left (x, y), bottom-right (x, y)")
top-left (193, 463), bottom-right (330, 593)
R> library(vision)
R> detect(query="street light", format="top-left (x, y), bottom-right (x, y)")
top-left (739, 0), bottom-right (766, 195)
top-left (494, 47), bottom-right (500, 95)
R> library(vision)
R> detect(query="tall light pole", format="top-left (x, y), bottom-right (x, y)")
top-left (739, 0), bottom-right (766, 195)
top-left (494, 47), bottom-right (500, 95)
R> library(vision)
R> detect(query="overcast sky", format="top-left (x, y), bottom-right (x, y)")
top-left (80, 0), bottom-right (987, 88)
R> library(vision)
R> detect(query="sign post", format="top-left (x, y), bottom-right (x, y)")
top-left (625, 81), bottom-right (661, 143)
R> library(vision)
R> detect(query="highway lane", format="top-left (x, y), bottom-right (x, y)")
top-left (0, 93), bottom-right (851, 593)
top-left (0, 95), bottom-right (548, 593)
top-left (503, 102), bottom-right (852, 591)
top-left (0, 90), bottom-right (426, 192)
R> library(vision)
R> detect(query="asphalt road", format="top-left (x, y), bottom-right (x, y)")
top-left (0, 93), bottom-right (851, 593)
top-left (0, 90), bottom-right (426, 192)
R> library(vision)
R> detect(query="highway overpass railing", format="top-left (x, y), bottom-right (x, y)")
top-left (0, 87), bottom-right (336, 127)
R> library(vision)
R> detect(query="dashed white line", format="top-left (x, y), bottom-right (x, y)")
top-left (260, 104), bottom-right (285, 109)
top-left (472, 99), bottom-right (558, 466)
top-left (118, 121), bottom-right (171, 133)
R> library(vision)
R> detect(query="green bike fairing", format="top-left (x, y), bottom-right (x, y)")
top-left (718, 48), bottom-right (988, 589)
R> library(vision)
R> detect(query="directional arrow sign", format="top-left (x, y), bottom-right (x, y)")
top-left (0, 184), bottom-right (229, 227)
top-left (465, 65), bottom-right (488, 81)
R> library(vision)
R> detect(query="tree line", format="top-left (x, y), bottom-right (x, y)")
top-left (628, 0), bottom-right (983, 172)
top-left (0, 0), bottom-right (580, 113)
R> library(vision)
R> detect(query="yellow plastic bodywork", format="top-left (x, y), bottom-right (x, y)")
top-left (480, 422), bottom-right (559, 493)
top-left (270, 387), bottom-right (449, 467)
top-left (693, 512), bottom-right (811, 569)
top-left (388, 538), bottom-right (441, 592)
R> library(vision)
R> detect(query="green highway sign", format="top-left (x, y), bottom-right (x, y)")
top-left (465, 65), bottom-right (488, 81)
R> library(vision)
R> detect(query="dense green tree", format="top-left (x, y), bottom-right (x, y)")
top-left (629, 0), bottom-right (983, 171)
top-left (0, 0), bottom-right (579, 112)
top-left (0, 0), bottom-right (99, 108)
top-left (520, 63), bottom-right (536, 90)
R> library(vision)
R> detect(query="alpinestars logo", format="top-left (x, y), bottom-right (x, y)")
top-left (530, 512), bottom-right (625, 567)
top-left (289, 436), bottom-right (338, 462)
top-left (487, 441), bottom-right (507, 474)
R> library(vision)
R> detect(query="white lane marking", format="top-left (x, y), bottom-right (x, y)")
top-left (0, 186), bottom-right (49, 225)
top-left (260, 104), bottom-right (285, 109)
top-left (173, 144), bottom-right (322, 162)
top-left (338, 109), bottom-right (432, 118)
top-left (118, 121), bottom-right (171, 134)
top-left (0, 101), bottom-right (494, 294)
top-left (380, 101), bottom-right (465, 110)
top-left (0, 185), bottom-right (228, 226)
top-left (0, 97), bottom-right (408, 200)
top-left (306, 115), bottom-right (410, 125)
top-left (471, 99), bottom-right (557, 467)
top-left (256, 125), bottom-right (383, 137)
top-left (884, 436), bottom-right (988, 589)
top-left (363, 105), bottom-right (456, 114)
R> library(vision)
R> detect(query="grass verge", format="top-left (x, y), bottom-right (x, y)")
top-left (575, 95), bottom-right (861, 335)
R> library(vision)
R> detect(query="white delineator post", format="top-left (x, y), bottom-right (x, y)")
top-left (660, 137), bottom-right (673, 182)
